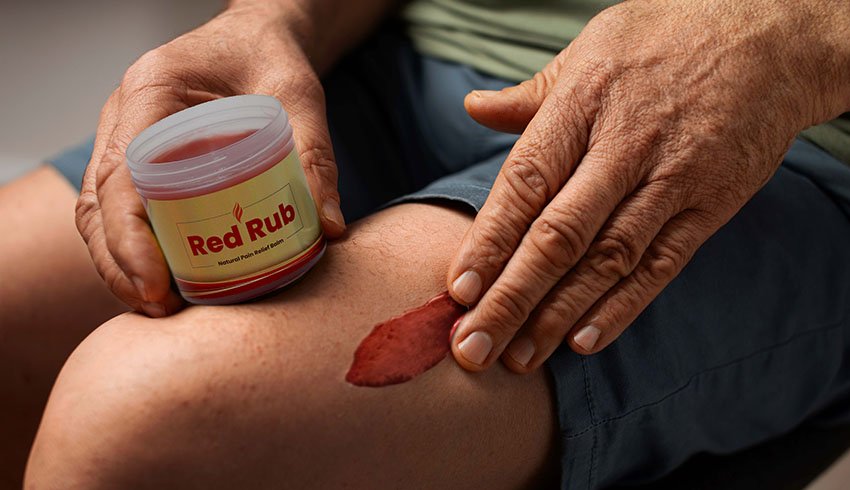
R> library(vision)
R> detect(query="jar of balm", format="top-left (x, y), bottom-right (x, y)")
top-left (126, 95), bottom-right (325, 305)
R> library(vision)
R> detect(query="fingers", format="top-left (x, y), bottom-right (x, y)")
top-left (566, 210), bottom-right (715, 353)
top-left (447, 71), bottom-right (599, 371)
top-left (94, 84), bottom-right (187, 315)
top-left (450, 152), bottom-right (642, 371)
top-left (270, 72), bottom-right (345, 238)
top-left (464, 57), bottom-right (564, 134)
top-left (449, 80), bottom-right (593, 291)
top-left (499, 183), bottom-right (683, 372)
top-left (77, 90), bottom-right (159, 313)
top-left (529, 210), bottom-right (713, 366)
top-left (97, 160), bottom-right (182, 314)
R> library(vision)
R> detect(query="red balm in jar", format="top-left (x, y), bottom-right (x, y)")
top-left (126, 95), bottom-right (325, 305)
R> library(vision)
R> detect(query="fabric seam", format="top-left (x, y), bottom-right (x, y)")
top-left (580, 356), bottom-right (598, 489)
top-left (565, 307), bottom-right (850, 440)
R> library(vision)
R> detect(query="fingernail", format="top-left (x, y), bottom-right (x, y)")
top-left (471, 90), bottom-right (499, 98)
top-left (457, 331), bottom-right (493, 366)
top-left (142, 303), bottom-right (167, 318)
top-left (506, 337), bottom-right (535, 367)
top-left (451, 270), bottom-right (482, 305)
top-left (131, 276), bottom-right (148, 302)
top-left (449, 315), bottom-right (464, 342)
top-left (322, 200), bottom-right (345, 229)
top-left (574, 325), bottom-right (602, 352)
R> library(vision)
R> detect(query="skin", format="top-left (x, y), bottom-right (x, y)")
top-left (77, 0), bottom-right (850, 376)
top-left (9, 0), bottom-right (850, 485)
top-left (0, 167), bottom-right (127, 489)
top-left (25, 204), bottom-right (558, 489)
top-left (75, 0), bottom-right (399, 317)
top-left (446, 0), bottom-right (850, 373)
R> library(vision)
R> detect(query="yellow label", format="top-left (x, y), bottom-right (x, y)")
top-left (146, 152), bottom-right (322, 286)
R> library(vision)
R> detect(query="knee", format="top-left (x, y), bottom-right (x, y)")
top-left (24, 272), bottom-right (550, 488)
top-left (24, 309), bottom-right (298, 490)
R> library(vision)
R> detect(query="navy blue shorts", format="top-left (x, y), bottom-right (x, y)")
top-left (49, 29), bottom-right (850, 489)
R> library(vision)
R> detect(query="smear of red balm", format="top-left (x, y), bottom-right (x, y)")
top-left (346, 292), bottom-right (466, 387)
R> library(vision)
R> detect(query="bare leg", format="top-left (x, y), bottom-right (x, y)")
top-left (26, 203), bottom-right (559, 490)
top-left (0, 167), bottom-right (127, 489)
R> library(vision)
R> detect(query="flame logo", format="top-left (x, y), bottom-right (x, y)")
top-left (232, 202), bottom-right (244, 222)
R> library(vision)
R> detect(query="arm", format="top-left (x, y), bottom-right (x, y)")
top-left (228, 0), bottom-right (403, 73)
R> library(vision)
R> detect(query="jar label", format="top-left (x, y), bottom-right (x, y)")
top-left (145, 151), bottom-right (323, 301)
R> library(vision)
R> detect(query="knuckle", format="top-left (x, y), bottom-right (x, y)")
top-left (299, 146), bottom-right (338, 184)
top-left (94, 153), bottom-right (125, 190)
top-left (528, 68), bottom-right (559, 101)
top-left (644, 242), bottom-right (687, 283)
top-left (501, 156), bottom-right (551, 211)
top-left (588, 232), bottom-right (642, 279)
top-left (484, 285), bottom-right (536, 334)
top-left (572, 52), bottom-right (616, 96)
top-left (123, 49), bottom-right (169, 85)
top-left (531, 281), bottom-right (595, 338)
top-left (608, 128), bottom-right (660, 173)
top-left (300, 146), bottom-right (335, 170)
top-left (121, 49), bottom-right (186, 100)
top-left (74, 192), bottom-right (99, 240)
top-left (469, 223), bottom-right (517, 269)
top-left (583, 3), bottom-right (628, 35)
top-left (528, 213), bottom-right (589, 270)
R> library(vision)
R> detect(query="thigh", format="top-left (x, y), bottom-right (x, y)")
top-left (0, 166), bottom-right (126, 345)
top-left (0, 165), bottom-right (125, 324)
top-left (0, 166), bottom-right (126, 488)
top-left (28, 203), bottom-right (559, 490)
top-left (559, 142), bottom-right (850, 488)
top-left (323, 27), bottom-right (517, 221)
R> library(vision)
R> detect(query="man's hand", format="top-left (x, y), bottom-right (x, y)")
top-left (447, 0), bottom-right (850, 372)
top-left (76, 6), bottom-right (362, 317)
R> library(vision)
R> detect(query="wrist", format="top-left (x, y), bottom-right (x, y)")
top-left (779, 0), bottom-right (850, 124)
top-left (223, 0), bottom-right (327, 67)
top-left (224, 0), bottom-right (399, 74)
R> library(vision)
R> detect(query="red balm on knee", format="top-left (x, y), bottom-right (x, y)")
top-left (346, 292), bottom-right (466, 387)
top-left (126, 95), bottom-right (325, 305)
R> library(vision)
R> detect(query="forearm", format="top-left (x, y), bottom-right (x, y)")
top-left (228, 0), bottom-right (404, 73)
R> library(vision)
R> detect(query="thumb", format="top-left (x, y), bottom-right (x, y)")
top-left (277, 77), bottom-right (346, 239)
top-left (464, 59), bottom-right (563, 134)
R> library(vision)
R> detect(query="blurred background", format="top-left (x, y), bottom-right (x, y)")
top-left (0, 0), bottom-right (223, 184)
top-left (1, 1), bottom-right (849, 487)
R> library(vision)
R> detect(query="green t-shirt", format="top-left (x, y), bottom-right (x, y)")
top-left (402, 0), bottom-right (850, 166)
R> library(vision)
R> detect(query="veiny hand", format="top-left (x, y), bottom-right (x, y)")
top-left (447, 0), bottom-right (850, 372)
top-left (76, 7), bottom-right (346, 317)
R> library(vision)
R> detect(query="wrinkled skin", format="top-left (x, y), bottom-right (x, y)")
top-left (447, 0), bottom-right (850, 372)
top-left (75, 6), bottom-right (347, 318)
top-left (74, 0), bottom-right (850, 375)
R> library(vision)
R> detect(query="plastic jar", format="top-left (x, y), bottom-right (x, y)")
top-left (126, 95), bottom-right (325, 305)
